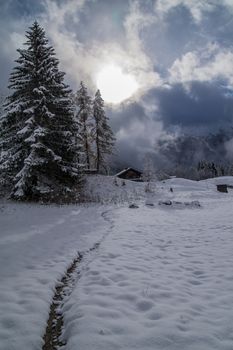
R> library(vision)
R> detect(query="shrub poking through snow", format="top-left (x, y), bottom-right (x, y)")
top-left (129, 203), bottom-right (139, 209)
top-left (158, 200), bottom-right (201, 208)
top-left (113, 177), bottom-right (119, 186)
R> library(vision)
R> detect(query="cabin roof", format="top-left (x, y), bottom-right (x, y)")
top-left (115, 167), bottom-right (142, 177)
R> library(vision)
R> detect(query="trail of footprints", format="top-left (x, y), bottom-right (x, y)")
top-left (42, 209), bottom-right (115, 349)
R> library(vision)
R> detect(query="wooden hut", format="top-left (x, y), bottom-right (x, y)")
top-left (116, 167), bottom-right (142, 181)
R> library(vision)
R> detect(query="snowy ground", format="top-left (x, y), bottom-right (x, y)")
top-left (1, 176), bottom-right (233, 350)
top-left (0, 202), bottom-right (111, 350)
top-left (81, 174), bottom-right (147, 203)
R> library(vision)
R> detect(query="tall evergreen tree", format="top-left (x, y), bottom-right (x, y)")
top-left (74, 82), bottom-right (92, 170)
top-left (0, 21), bottom-right (82, 201)
top-left (70, 92), bottom-right (85, 169)
top-left (93, 89), bottom-right (115, 172)
top-left (0, 94), bottom-right (5, 117)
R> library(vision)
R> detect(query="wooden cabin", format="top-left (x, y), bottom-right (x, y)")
top-left (84, 169), bottom-right (98, 175)
top-left (116, 168), bottom-right (142, 181)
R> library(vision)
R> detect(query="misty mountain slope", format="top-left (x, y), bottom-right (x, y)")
top-left (0, 176), bottom-right (233, 350)
top-left (158, 128), bottom-right (233, 167)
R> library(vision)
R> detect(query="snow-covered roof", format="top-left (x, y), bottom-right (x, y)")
top-left (115, 167), bottom-right (142, 177)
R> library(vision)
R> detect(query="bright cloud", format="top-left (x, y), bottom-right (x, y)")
top-left (169, 43), bottom-right (233, 86)
top-left (40, 0), bottom-right (162, 98)
top-left (155, 0), bottom-right (214, 23)
top-left (96, 64), bottom-right (139, 104)
top-left (155, 0), bottom-right (233, 23)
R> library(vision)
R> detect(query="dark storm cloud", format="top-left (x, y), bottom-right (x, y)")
top-left (107, 102), bottom-right (145, 131)
top-left (155, 82), bottom-right (233, 130)
top-left (143, 5), bottom-right (200, 68)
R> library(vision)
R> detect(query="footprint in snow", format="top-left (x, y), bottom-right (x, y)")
top-left (136, 300), bottom-right (154, 312)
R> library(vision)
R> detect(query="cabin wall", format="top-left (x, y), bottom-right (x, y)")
top-left (118, 170), bottom-right (142, 180)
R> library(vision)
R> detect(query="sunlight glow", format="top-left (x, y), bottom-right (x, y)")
top-left (96, 64), bottom-right (139, 104)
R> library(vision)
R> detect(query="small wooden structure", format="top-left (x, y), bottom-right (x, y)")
top-left (116, 167), bottom-right (142, 181)
top-left (217, 184), bottom-right (228, 193)
top-left (84, 169), bottom-right (98, 175)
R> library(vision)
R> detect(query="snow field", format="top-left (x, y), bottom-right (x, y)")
top-left (63, 179), bottom-right (233, 350)
top-left (0, 202), bottom-right (110, 350)
top-left (1, 176), bottom-right (233, 350)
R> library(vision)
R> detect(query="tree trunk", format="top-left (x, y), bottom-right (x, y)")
top-left (83, 120), bottom-right (90, 170)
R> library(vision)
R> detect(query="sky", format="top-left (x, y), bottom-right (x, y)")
top-left (1, 0), bottom-right (233, 169)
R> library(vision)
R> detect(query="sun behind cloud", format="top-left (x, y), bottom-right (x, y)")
top-left (96, 64), bottom-right (139, 104)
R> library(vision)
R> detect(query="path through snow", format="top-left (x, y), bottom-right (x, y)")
top-left (0, 202), bottom-right (111, 350)
top-left (63, 188), bottom-right (233, 350)
top-left (1, 178), bottom-right (233, 350)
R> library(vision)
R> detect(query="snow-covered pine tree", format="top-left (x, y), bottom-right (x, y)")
top-left (93, 89), bottom-right (115, 173)
top-left (0, 94), bottom-right (5, 117)
top-left (0, 21), bottom-right (82, 202)
top-left (74, 82), bottom-right (93, 170)
top-left (70, 92), bottom-right (85, 169)
top-left (0, 94), bottom-right (8, 194)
